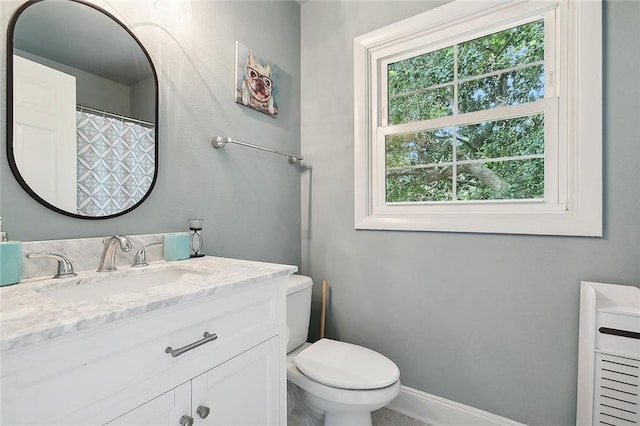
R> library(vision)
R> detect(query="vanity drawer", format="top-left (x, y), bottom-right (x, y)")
top-left (1, 280), bottom-right (285, 425)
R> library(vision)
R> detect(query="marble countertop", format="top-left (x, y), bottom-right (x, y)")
top-left (0, 256), bottom-right (297, 352)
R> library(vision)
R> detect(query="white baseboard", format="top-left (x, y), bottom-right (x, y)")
top-left (386, 385), bottom-right (527, 426)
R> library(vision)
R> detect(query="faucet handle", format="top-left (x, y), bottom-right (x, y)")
top-left (132, 242), bottom-right (163, 267)
top-left (26, 252), bottom-right (77, 279)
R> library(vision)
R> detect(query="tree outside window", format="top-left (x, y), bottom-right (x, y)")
top-left (385, 20), bottom-right (545, 203)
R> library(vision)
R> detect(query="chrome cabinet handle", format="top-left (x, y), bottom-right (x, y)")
top-left (196, 405), bottom-right (211, 419)
top-left (165, 332), bottom-right (218, 358)
top-left (179, 415), bottom-right (194, 426)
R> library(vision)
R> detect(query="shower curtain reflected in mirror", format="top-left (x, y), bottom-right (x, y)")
top-left (76, 110), bottom-right (155, 216)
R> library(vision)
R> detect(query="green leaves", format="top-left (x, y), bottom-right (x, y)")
top-left (456, 114), bottom-right (544, 160)
top-left (384, 20), bottom-right (546, 203)
top-left (457, 20), bottom-right (544, 79)
top-left (458, 65), bottom-right (544, 113)
top-left (389, 87), bottom-right (453, 125)
top-left (388, 47), bottom-right (454, 96)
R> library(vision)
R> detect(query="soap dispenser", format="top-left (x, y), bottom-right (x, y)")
top-left (0, 217), bottom-right (22, 286)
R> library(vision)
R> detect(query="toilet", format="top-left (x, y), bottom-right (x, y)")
top-left (286, 275), bottom-right (401, 426)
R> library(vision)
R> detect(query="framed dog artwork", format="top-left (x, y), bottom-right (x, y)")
top-left (235, 41), bottom-right (279, 118)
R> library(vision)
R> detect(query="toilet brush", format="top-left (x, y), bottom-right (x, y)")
top-left (320, 280), bottom-right (327, 338)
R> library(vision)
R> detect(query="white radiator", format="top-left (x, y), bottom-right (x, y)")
top-left (594, 353), bottom-right (639, 425)
top-left (577, 281), bottom-right (640, 426)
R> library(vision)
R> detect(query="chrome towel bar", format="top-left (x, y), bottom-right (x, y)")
top-left (211, 136), bottom-right (303, 165)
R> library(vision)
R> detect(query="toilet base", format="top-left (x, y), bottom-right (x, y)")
top-left (288, 374), bottom-right (400, 426)
top-left (324, 411), bottom-right (372, 426)
top-left (288, 379), bottom-right (377, 426)
top-left (288, 380), bottom-right (324, 426)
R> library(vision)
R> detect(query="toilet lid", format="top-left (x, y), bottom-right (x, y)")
top-left (293, 339), bottom-right (400, 390)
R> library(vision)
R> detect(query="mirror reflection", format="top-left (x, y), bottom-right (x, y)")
top-left (8, 0), bottom-right (158, 218)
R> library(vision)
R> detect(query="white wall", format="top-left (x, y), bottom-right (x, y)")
top-left (300, 1), bottom-right (640, 424)
top-left (1, 0), bottom-right (301, 268)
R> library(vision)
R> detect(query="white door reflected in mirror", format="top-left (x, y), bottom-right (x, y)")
top-left (13, 55), bottom-right (77, 212)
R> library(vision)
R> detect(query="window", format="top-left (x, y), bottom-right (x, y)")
top-left (354, 0), bottom-right (602, 236)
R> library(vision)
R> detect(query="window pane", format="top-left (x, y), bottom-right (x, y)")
top-left (386, 129), bottom-right (454, 168)
top-left (388, 47), bottom-right (454, 96)
top-left (386, 130), bottom-right (454, 203)
top-left (382, 18), bottom-right (549, 205)
top-left (385, 115), bottom-right (545, 203)
top-left (456, 158), bottom-right (544, 200)
top-left (456, 114), bottom-right (544, 160)
top-left (386, 166), bottom-right (453, 202)
top-left (458, 65), bottom-right (544, 113)
top-left (458, 20), bottom-right (544, 79)
top-left (389, 86), bottom-right (453, 125)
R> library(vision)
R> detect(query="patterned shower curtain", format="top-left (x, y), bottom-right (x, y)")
top-left (76, 110), bottom-right (155, 216)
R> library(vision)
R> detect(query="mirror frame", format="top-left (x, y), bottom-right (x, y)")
top-left (6, 0), bottom-right (159, 220)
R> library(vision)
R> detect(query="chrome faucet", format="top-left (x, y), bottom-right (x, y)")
top-left (97, 235), bottom-right (132, 272)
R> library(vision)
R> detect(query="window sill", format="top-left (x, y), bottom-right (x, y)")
top-left (355, 209), bottom-right (602, 237)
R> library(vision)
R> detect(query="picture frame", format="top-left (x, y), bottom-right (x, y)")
top-left (235, 41), bottom-right (279, 118)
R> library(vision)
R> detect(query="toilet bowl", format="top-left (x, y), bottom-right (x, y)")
top-left (286, 275), bottom-right (401, 426)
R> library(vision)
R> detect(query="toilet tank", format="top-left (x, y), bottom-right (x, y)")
top-left (286, 275), bottom-right (313, 353)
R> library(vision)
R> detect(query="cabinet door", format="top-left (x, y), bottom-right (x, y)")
top-left (192, 339), bottom-right (280, 425)
top-left (105, 382), bottom-right (191, 426)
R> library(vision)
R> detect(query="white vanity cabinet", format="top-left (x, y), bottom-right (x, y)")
top-left (0, 275), bottom-right (287, 426)
top-left (107, 338), bottom-right (279, 425)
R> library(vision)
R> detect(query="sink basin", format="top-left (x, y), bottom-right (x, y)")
top-left (40, 268), bottom-right (211, 303)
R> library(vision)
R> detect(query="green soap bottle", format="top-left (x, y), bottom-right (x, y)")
top-left (0, 217), bottom-right (22, 286)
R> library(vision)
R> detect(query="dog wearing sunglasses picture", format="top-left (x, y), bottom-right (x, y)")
top-left (238, 50), bottom-right (278, 117)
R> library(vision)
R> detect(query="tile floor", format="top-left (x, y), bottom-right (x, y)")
top-left (372, 408), bottom-right (429, 426)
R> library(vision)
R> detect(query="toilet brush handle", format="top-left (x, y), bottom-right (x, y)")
top-left (320, 280), bottom-right (327, 338)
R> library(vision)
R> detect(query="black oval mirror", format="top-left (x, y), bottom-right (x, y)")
top-left (6, 0), bottom-right (158, 219)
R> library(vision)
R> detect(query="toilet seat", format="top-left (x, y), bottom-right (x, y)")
top-left (293, 339), bottom-right (400, 390)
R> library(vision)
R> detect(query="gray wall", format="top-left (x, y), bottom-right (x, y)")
top-left (15, 49), bottom-right (132, 116)
top-left (300, 1), bottom-right (640, 425)
top-left (131, 77), bottom-right (156, 123)
top-left (1, 0), bottom-right (302, 268)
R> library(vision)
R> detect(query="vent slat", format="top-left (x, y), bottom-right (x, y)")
top-left (603, 368), bottom-right (639, 379)
top-left (601, 403), bottom-right (637, 415)
top-left (604, 359), bottom-right (640, 370)
top-left (602, 394), bottom-right (639, 407)
top-left (602, 378), bottom-right (639, 395)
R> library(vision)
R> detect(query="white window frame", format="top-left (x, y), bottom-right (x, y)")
top-left (354, 0), bottom-right (602, 236)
